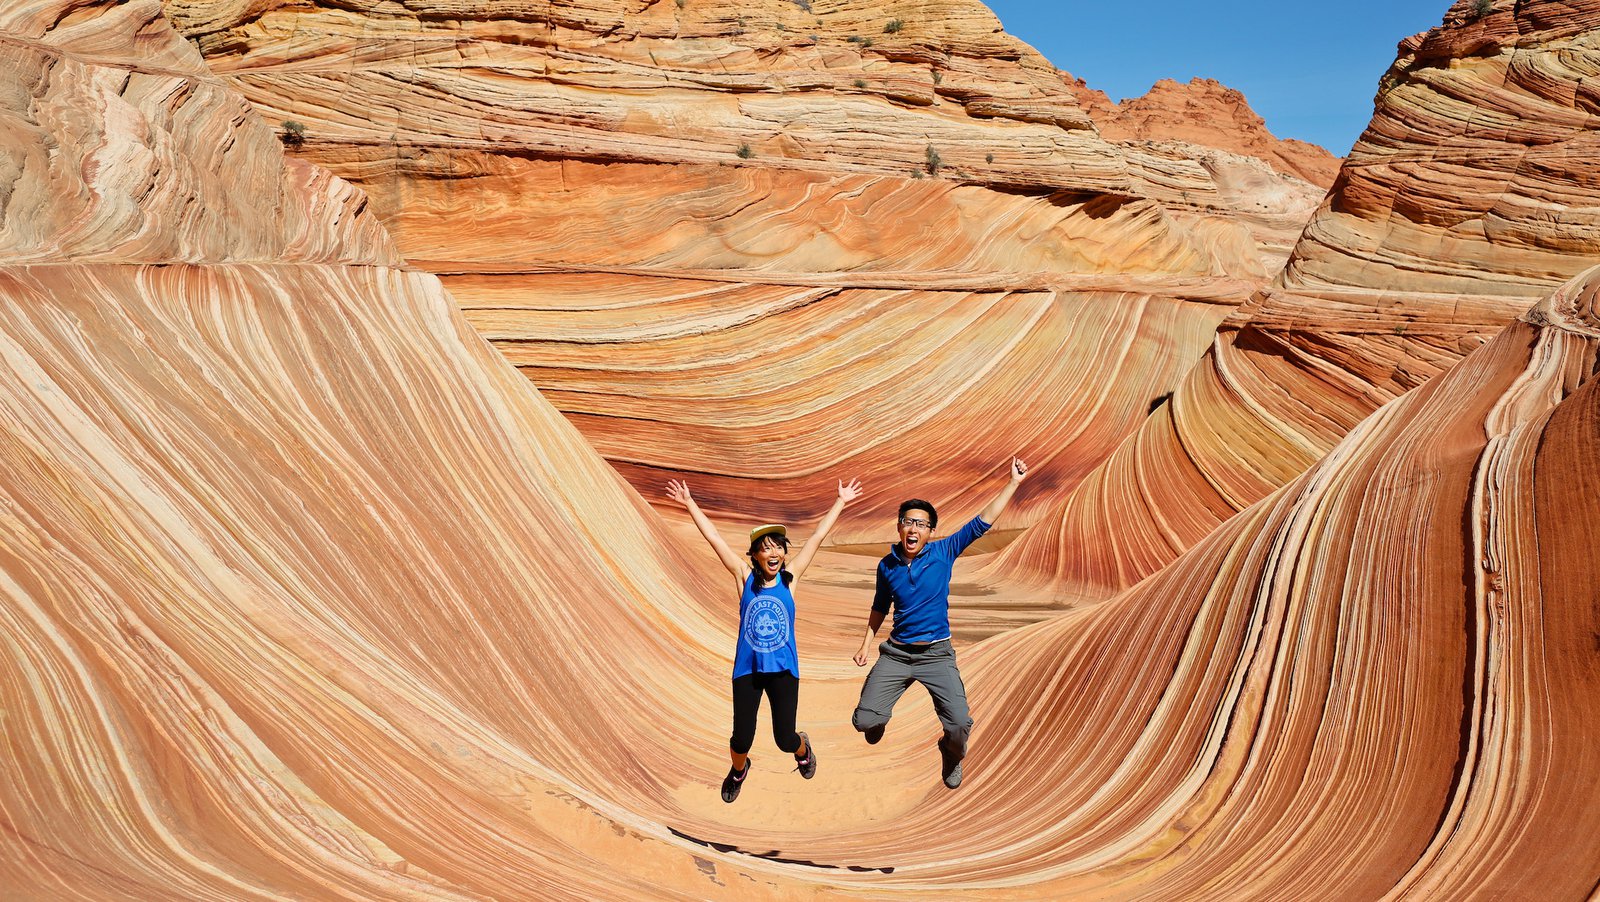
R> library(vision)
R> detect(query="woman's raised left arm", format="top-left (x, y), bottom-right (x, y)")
top-left (789, 478), bottom-right (863, 579)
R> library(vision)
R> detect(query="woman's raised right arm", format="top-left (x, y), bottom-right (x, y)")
top-left (666, 479), bottom-right (748, 581)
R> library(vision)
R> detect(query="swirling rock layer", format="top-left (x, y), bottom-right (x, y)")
top-left (5, 1), bottom-right (1599, 900)
top-left (162, 0), bottom-right (1328, 541)
top-left (0, 5), bottom-right (753, 897)
top-left (989, 0), bottom-right (1600, 604)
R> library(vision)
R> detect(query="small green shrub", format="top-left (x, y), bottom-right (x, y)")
top-left (884, 18), bottom-right (904, 33)
top-left (736, 143), bottom-right (754, 159)
top-left (1470, 0), bottom-right (1493, 18)
top-left (931, 70), bottom-right (942, 85)
top-left (791, 0), bottom-right (811, 10)
top-left (280, 120), bottom-right (306, 146)
top-left (924, 144), bottom-right (941, 175)
top-left (985, 153), bottom-right (994, 163)
top-left (853, 78), bottom-right (867, 89)
top-left (847, 34), bottom-right (873, 47)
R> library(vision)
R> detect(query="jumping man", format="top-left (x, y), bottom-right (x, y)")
top-left (850, 457), bottom-right (1027, 789)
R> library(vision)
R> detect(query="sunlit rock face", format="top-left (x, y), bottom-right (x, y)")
top-left (0, 5), bottom-right (396, 266)
top-left (1068, 76), bottom-right (1343, 188)
top-left (1064, 75), bottom-right (1339, 273)
top-left (163, 0), bottom-right (1325, 541)
top-left (1289, 0), bottom-right (1600, 300)
top-left (987, 0), bottom-right (1600, 603)
top-left (0, 4), bottom-right (765, 897)
top-left (6, 3), bottom-right (1600, 900)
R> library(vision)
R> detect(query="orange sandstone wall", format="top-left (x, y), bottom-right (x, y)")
top-left (163, 0), bottom-right (1327, 542)
top-left (0, 4), bottom-right (776, 897)
top-left (941, 276), bottom-right (1600, 899)
top-left (3, 2), bottom-right (1600, 900)
top-left (987, 0), bottom-right (1600, 604)
top-left (1067, 76), bottom-right (1343, 188)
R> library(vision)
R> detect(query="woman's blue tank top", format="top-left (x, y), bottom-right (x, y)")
top-left (733, 571), bottom-right (799, 678)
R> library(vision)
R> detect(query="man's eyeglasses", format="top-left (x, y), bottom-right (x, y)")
top-left (898, 517), bottom-right (932, 530)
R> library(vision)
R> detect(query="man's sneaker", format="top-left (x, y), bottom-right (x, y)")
top-left (721, 760), bottom-right (750, 803)
top-left (863, 723), bottom-right (885, 745)
top-left (941, 751), bottom-right (964, 789)
top-left (793, 732), bottom-right (817, 779)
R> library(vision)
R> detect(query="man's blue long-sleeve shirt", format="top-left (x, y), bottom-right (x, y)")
top-left (872, 515), bottom-right (991, 644)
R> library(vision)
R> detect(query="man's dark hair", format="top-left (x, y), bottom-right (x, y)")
top-left (897, 499), bottom-right (938, 530)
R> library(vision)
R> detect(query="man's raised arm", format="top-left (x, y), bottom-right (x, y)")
top-left (978, 456), bottom-right (1028, 526)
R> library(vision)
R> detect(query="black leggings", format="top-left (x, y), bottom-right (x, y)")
top-left (730, 671), bottom-right (802, 755)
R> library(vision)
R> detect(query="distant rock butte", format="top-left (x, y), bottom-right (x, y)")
top-left (1067, 76), bottom-right (1343, 188)
top-left (164, 0), bottom-right (1325, 541)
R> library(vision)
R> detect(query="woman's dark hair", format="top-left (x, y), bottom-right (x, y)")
top-left (897, 499), bottom-right (938, 530)
top-left (748, 533), bottom-right (793, 582)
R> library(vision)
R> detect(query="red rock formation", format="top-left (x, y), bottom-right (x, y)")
top-left (1069, 76), bottom-right (1343, 188)
top-left (4, 1), bottom-right (1600, 899)
top-left (986, 0), bottom-right (1600, 605)
top-left (162, 0), bottom-right (1326, 543)
top-left (0, 4), bottom-right (764, 897)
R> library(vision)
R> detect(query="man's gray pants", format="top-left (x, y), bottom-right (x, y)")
top-left (852, 639), bottom-right (973, 760)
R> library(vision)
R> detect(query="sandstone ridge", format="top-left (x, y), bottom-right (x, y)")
top-left (987, 0), bottom-right (1600, 607)
top-left (164, 0), bottom-right (1328, 542)
top-left (1068, 75), bottom-right (1342, 188)
top-left (4, 1), bottom-right (1598, 899)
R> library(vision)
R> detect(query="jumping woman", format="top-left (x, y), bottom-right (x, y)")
top-left (665, 477), bottom-right (863, 802)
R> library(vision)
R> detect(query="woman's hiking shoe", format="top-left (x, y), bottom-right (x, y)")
top-left (793, 732), bottom-right (817, 779)
top-left (721, 760), bottom-right (750, 803)
top-left (863, 723), bottom-right (885, 744)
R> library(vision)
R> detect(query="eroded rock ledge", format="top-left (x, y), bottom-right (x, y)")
top-left (162, 0), bottom-right (1329, 539)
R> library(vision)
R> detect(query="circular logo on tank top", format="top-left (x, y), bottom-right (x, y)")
top-left (744, 595), bottom-right (790, 653)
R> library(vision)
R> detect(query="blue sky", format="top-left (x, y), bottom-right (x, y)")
top-left (980, 1), bottom-right (1452, 155)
